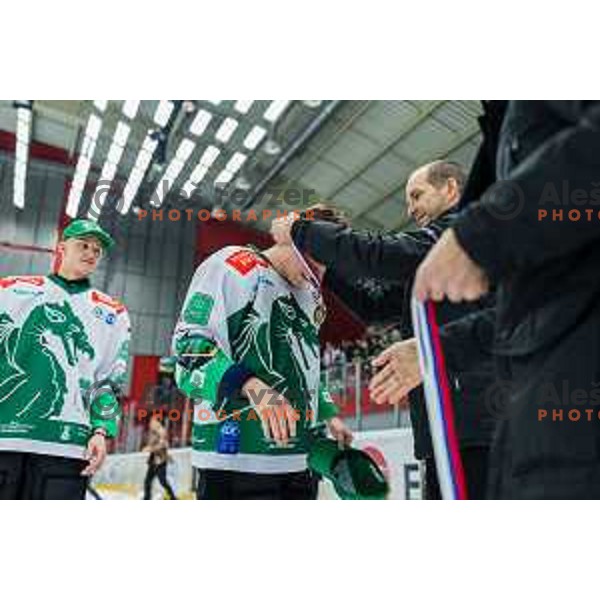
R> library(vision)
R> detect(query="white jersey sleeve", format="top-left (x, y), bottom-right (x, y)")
top-left (172, 247), bottom-right (258, 406)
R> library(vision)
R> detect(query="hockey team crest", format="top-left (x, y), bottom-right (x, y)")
top-left (0, 302), bottom-right (95, 421)
top-left (228, 293), bottom-right (320, 407)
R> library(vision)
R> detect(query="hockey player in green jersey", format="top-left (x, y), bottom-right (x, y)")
top-left (173, 225), bottom-right (353, 499)
top-left (0, 219), bottom-right (130, 499)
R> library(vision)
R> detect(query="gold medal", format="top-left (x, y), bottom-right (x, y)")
top-left (314, 302), bottom-right (327, 326)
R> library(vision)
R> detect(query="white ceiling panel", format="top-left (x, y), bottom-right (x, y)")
top-left (332, 178), bottom-right (380, 213)
top-left (393, 118), bottom-right (458, 164)
top-left (352, 101), bottom-right (422, 145)
top-left (298, 159), bottom-right (349, 198)
top-left (326, 129), bottom-right (380, 173)
top-left (360, 152), bottom-right (415, 193)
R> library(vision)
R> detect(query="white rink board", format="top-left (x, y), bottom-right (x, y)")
top-left (91, 429), bottom-right (421, 500)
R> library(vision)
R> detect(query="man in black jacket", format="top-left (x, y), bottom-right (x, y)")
top-left (271, 160), bottom-right (497, 499)
top-left (369, 103), bottom-right (507, 416)
top-left (415, 101), bottom-right (600, 499)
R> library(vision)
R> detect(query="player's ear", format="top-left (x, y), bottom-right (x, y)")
top-left (446, 177), bottom-right (460, 204)
top-left (53, 241), bottom-right (66, 272)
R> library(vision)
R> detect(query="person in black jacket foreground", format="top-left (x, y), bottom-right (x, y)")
top-left (415, 101), bottom-right (600, 499)
top-left (271, 160), bottom-right (497, 499)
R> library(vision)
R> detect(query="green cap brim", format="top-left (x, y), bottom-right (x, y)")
top-left (62, 220), bottom-right (115, 250)
top-left (309, 440), bottom-right (390, 500)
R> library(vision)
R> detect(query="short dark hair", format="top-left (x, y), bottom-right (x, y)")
top-left (425, 161), bottom-right (467, 194)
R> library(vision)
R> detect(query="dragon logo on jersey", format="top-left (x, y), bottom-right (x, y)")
top-left (0, 302), bottom-right (95, 421)
top-left (228, 294), bottom-right (319, 407)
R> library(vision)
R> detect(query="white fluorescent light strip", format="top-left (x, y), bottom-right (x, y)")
top-left (176, 139), bottom-right (195, 161)
top-left (120, 135), bottom-right (160, 215)
top-left (211, 150), bottom-right (248, 193)
top-left (243, 125), bottom-right (267, 150)
top-left (152, 138), bottom-right (196, 207)
top-left (189, 109), bottom-right (212, 136)
top-left (113, 121), bottom-right (131, 147)
top-left (181, 145), bottom-right (221, 195)
top-left (102, 162), bottom-right (118, 181)
top-left (225, 152), bottom-right (247, 175)
top-left (13, 107), bottom-right (32, 208)
top-left (87, 120), bottom-right (132, 219)
top-left (122, 100), bottom-right (140, 120)
top-left (142, 136), bottom-right (159, 154)
top-left (234, 100), bottom-right (254, 114)
top-left (264, 100), bottom-right (291, 123)
top-left (215, 169), bottom-right (233, 185)
top-left (14, 159), bottom-right (27, 180)
top-left (15, 141), bottom-right (28, 164)
top-left (107, 143), bottom-right (125, 165)
top-left (182, 181), bottom-right (197, 197)
top-left (153, 101), bottom-right (175, 127)
top-left (215, 117), bottom-right (238, 143)
top-left (86, 114), bottom-right (102, 140)
top-left (190, 164), bottom-right (208, 184)
top-left (66, 113), bottom-right (104, 218)
top-left (201, 145), bottom-right (220, 167)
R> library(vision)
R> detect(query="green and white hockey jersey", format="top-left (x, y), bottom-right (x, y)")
top-left (173, 246), bottom-right (339, 474)
top-left (0, 274), bottom-right (130, 459)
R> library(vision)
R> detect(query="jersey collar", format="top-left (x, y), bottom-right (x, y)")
top-left (48, 273), bottom-right (91, 295)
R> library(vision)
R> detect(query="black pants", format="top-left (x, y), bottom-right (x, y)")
top-left (144, 462), bottom-right (177, 499)
top-left (0, 452), bottom-right (88, 500)
top-left (424, 446), bottom-right (490, 500)
top-left (196, 468), bottom-right (319, 500)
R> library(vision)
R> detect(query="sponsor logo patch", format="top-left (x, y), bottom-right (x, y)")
top-left (225, 250), bottom-right (268, 276)
top-left (0, 276), bottom-right (45, 289)
top-left (184, 292), bottom-right (215, 326)
top-left (93, 305), bottom-right (117, 325)
top-left (90, 290), bottom-right (126, 314)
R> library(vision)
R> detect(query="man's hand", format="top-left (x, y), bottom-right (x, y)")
top-left (242, 377), bottom-right (298, 446)
top-left (327, 416), bottom-right (353, 448)
top-left (270, 215), bottom-right (295, 246)
top-left (81, 433), bottom-right (107, 476)
top-left (413, 228), bottom-right (489, 302)
top-left (369, 339), bottom-right (421, 406)
top-left (273, 252), bottom-right (307, 288)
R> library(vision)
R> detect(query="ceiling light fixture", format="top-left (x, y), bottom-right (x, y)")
top-left (189, 109), bottom-right (212, 136)
top-left (243, 125), bottom-right (267, 151)
top-left (13, 105), bottom-right (32, 209)
top-left (66, 112), bottom-right (104, 217)
top-left (151, 138), bottom-right (196, 206)
top-left (87, 121), bottom-right (132, 219)
top-left (122, 100), bottom-right (140, 120)
top-left (215, 117), bottom-right (238, 143)
top-left (264, 100), bottom-right (291, 123)
top-left (234, 100), bottom-right (254, 114)
top-left (153, 100), bottom-right (175, 127)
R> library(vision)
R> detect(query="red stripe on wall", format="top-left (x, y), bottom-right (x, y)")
top-left (0, 129), bottom-right (71, 165)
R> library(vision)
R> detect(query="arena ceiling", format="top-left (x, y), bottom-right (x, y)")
top-left (0, 100), bottom-right (482, 232)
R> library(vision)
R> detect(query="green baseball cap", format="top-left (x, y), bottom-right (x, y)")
top-left (62, 219), bottom-right (115, 250)
top-left (308, 437), bottom-right (390, 500)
